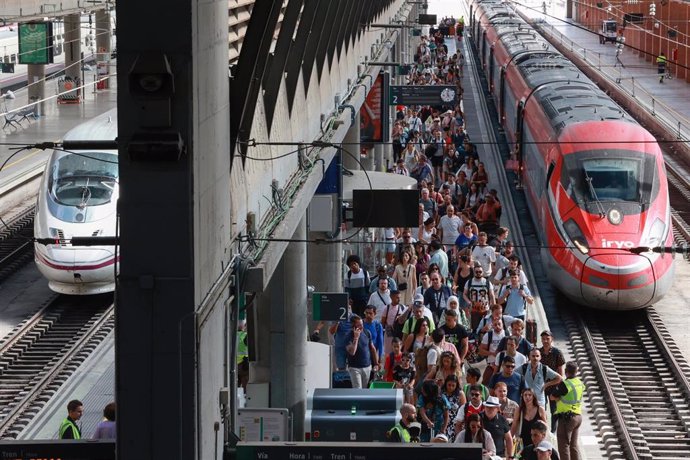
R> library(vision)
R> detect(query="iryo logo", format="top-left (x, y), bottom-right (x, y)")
top-left (601, 238), bottom-right (634, 248)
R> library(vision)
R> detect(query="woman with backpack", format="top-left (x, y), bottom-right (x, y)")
top-left (416, 380), bottom-right (451, 442)
top-left (403, 317), bottom-right (432, 354)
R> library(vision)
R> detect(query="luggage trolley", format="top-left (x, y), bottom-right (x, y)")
top-left (57, 76), bottom-right (81, 104)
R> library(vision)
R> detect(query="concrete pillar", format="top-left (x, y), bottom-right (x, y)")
top-left (374, 143), bottom-right (385, 172)
top-left (308, 237), bottom-right (343, 294)
top-left (63, 14), bottom-right (81, 81)
top-left (95, 10), bottom-right (112, 89)
top-left (361, 149), bottom-right (375, 170)
top-left (271, 217), bottom-right (308, 440)
top-left (26, 64), bottom-right (45, 116)
top-left (342, 118), bottom-right (360, 170)
top-left (116, 0), bottom-right (229, 455)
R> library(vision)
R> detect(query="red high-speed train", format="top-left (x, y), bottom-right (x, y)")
top-left (469, 0), bottom-right (674, 309)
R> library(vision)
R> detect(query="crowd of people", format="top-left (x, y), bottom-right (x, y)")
top-left (326, 18), bottom-right (586, 460)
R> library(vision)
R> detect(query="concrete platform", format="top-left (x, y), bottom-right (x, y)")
top-left (0, 69), bottom-right (117, 186)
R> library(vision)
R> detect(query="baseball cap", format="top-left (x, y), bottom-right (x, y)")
top-left (535, 441), bottom-right (554, 452)
top-left (541, 330), bottom-right (554, 337)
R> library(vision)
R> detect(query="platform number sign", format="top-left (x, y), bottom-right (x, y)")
top-left (312, 293), bottom-right (349, 321)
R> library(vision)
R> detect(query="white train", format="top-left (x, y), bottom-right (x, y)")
top-left (34, 109), bottom-right (118, 295)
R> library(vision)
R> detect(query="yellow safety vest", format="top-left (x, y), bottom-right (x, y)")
top-left (389, 423), bottom-right (411, 443)
top-left (555, 377), bottom-right (585, 415)
top-left (59, 417), bottom-right (81, 439)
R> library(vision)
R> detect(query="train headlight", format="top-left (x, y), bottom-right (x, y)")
top-left (608, 208), bottom-right (623, 225)
top-left (646, 218), bottom-right (666, 247)
top-left (564, 218), bottom-right (590, 254)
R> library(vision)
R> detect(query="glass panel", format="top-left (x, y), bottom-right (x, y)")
top-left (49, 152), bottom-right (118, 207)
top-left (561, 149), bottom-right (658, 214)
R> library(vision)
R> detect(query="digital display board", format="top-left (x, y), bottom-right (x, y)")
top-left (18, 22), bottom-right (54, 64)
top-left (389, 85), bottom-right (458, 106)
top-left (237, 441), bottom-right (482, 460)
top-left (0, 440), bottom-right (115, 460)
top-left (352, 189), bottom-right (419, 228)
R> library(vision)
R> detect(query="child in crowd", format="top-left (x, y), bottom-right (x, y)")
top-left (393, 353), bottom-right (417, 404)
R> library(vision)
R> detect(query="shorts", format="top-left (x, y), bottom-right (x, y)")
top-left (430, 155), bottom-right (444, 167)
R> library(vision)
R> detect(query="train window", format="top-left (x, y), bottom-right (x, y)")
top-left (561, 151), bottom-right (658, 214)
top-left (49, 151), bottom-right (118, 207)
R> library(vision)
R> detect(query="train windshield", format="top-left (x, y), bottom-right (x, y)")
top-left (561, 150), bottom-right (658, 213)
top-left (49, 151), bottom-right (118, 207)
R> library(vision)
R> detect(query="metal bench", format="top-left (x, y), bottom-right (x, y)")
top-left (16, 104), bottom-right (38, 124)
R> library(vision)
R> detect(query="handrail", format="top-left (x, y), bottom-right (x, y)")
top-left (536, 21), bottom-right (690, 142)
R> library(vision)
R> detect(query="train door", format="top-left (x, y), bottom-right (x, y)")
top-left (515, 100), bottom-right (525, 150)
top-left (481, 31), bottom-right (487, 68)
top-left (499, 67), bottom-right (506, 123)
top-left (488, 48), bottom-right (494, 94)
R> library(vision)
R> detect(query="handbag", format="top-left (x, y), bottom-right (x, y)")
top-left (398, 282), bottom-right (408, 291)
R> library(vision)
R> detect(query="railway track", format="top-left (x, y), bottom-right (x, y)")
top-left (0, 293), bottom-right (114, 439)
top-left (0, 205), bottom-right (35, 281)
top-left (564, 307), bottom-right (690, 460)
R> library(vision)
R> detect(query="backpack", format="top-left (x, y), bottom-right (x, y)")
top-left (384, 304), bottom-right (405, 340)
top-left (347, 268), bottom-right (370, 285)
top-left (414, 343), bottom-right (442, 380)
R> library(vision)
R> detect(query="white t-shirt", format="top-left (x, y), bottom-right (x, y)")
top-left (495, 350), bottom-right (527, 368)
top-left (426, 345), bottom-right (442, 371)
top-left (368, 290), bottom-right (392, 320)
top-left (481, 329), bottom-right (506, 354)
top-left (438, 215), bottom-right (462, 246)
top-left (472, 244), bottom-right (496, 274)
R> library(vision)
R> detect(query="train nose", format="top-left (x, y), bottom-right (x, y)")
top-left (580, 253), bottom-right (655, 310)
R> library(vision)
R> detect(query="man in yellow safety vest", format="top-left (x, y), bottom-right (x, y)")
top-left (388, 403), bottom-right (417, 443)
top-left (657, 52), bottom-right (667, 83)
top-left (554, 361), bottom-right (586, 460)
top-left (59, 399), bottom-right (84, 439)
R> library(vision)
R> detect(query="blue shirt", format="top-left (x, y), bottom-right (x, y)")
top-left (489, 372), bottom-right (523, 403)
top-left (503, 284), bottom-right (531, 318)
top-left (363, 320), bottom-right (384, 358)
top-left (517, 363), bottom-right (559, 407)
top-left (416, 394), bottom-right (451, 434)
top-left (455, 233), bottom-right (477, 250)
